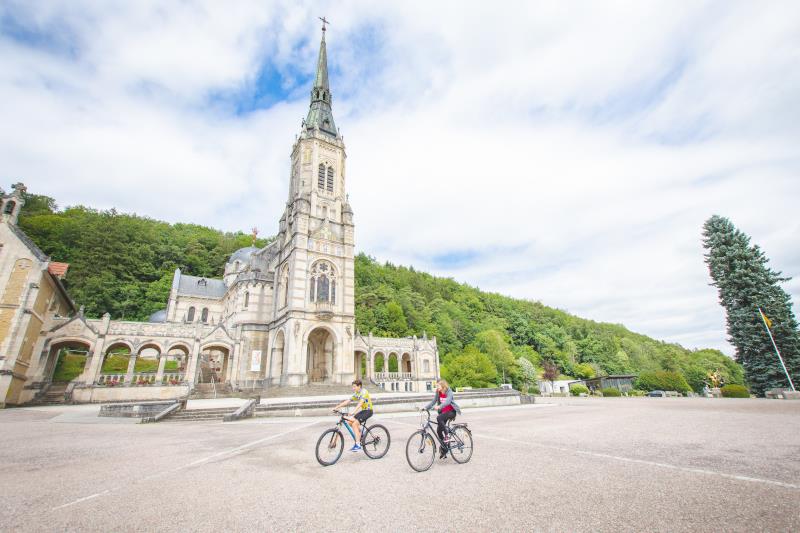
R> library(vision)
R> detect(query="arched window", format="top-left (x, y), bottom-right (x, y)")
top-left (201, 308), bottom-right (209, 323)
top-left (4, 201), bottom-right (15, 214)
top-left (326, 167), bottom-right (334, 192)
top-left (309, 261), bottom-right (336, 304)
top-left (244, 291), bottom-right (249, 309)
top-left (318, 164), bottom-right (325, 189)
top-left (187, 307), bottom-right (195, 322)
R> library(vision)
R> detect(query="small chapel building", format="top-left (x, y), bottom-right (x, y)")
top-left (0, 25), bottom-right (440, 406)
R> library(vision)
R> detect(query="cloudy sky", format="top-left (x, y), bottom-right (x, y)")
top-left (1, 1), bottom-right (798, 354)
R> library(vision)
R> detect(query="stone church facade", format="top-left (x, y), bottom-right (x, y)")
top-left (0, 27), bottom-right (440, 406)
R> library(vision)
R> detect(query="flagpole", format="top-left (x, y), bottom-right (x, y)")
top-left (758, 307), bottom-right (796, 392)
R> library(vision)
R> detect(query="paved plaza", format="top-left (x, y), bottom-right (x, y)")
top-left (1, 398), bottom-right (798, 532)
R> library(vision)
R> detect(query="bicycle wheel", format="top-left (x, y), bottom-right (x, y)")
top-left (449, 425), bottom-right (473, 464)
top-left (315, 428), bottom-right (344, 466)
top-left (405, 430), bottom-right (435, 472)
top-left (361, 424), bottom-right (391, 459)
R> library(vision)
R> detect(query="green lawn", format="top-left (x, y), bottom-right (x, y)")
top-left (101, 354), bottom-right (130, 373)
top-left (51, 353), bottom-right (87, 382)
top-left (101, 355), bottom-right (180, 373)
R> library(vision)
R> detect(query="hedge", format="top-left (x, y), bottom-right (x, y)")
top-left (600, 387), bottom-right (621, 397)
top-left (634, 370), bottom-right (691, 393)
top-left (721, 384), bottom-right (750, 398)
top-left (570, 384), bottom-right (589, 396)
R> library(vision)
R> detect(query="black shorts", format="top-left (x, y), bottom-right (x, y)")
top-left (354, 409), bottom-right (373, 424)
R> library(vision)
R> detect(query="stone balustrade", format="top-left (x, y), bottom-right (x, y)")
top-left (375, 372), bottom-right (414, 381)
top-left (98, 372), bottom-right (185, 386)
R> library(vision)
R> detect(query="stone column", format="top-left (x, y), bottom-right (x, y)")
top-left (185, 340), bottom-right (200, 385)
top-left (433, 340), bottom-right (441, 380)
top-left (84, 339), bottom-right (107, 385)
top-left (155, 353), bottom-right (167, 383)
top-left (227, 342), bottom-right (240, 385)
top-left (124, 354), bottom-right (137, 384)
top-left (412, 348), bottom-right (420, 392)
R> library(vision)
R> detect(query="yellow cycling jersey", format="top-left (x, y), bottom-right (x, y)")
top-left (351, 388), bottom-right (373, 411)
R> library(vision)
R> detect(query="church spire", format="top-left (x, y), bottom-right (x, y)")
top-left (305, 19), bottom-right (337, 137)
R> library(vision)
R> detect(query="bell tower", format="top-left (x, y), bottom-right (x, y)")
top-left (273, 20), bottom-right (356, 386)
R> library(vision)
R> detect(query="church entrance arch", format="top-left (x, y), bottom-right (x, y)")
top-left (199, 344), bottom-right (231, 384)
top-left (306, 327), bottom-right (335, 383)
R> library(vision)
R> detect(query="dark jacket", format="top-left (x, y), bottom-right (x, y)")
top-left (425, 388), bottom-right (461, 415)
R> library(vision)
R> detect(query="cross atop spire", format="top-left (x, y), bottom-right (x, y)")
top-left (304, 19), bottom-right (337, 137)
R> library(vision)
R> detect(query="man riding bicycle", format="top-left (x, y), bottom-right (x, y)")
top-left (333, 379), bottom-right (373, 452)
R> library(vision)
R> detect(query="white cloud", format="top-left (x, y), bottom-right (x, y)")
top-left (1, 0), bottom-right (798, 354)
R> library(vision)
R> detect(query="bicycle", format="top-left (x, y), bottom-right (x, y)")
top-left (405, 408), bottom-right (473, 472)
top-left (315, 409), bottom-right (391, 466)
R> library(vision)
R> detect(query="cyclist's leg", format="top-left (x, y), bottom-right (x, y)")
top-left (343, 415), bottom-right (357, 441)
top-left (436, 412), bottom-right (447, 445)
top-left (437, 411), bottom-right (456, 448)
top-left (353, 410), bottom-right (372, 444)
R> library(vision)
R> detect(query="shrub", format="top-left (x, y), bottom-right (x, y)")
top-left (635, 371), bottom-right (691, 394)
top-left (570, 384), bottom-right (589, 396)
top-left (628, 389), bottom-right (646, 397)
top-left (721, 384), bottom-right (750, 398)
top-left (600, 387), bottom-right (621, 397)
top-left (528, 385), bottom-right (540, 395)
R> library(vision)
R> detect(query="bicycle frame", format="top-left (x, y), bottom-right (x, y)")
top-left (418, 410), bottom-right (464, 451)
top-left (333, 411), bottom-right (369, 445)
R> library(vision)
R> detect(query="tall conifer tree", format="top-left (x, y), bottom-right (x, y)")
top-left (702, 215), bottom-right (800, 395)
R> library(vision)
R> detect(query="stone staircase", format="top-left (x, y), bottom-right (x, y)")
top-left (189, 382), bottom-right (235, 399)
top-left (166, 406), bottom-right (240, 422)
top-left (31, 383), bottom-right (69, 405)
top-left (169, 384), bottom-right (352, 422)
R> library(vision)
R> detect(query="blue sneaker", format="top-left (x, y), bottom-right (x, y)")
top-left (350, 444), bottom-right (362, 453)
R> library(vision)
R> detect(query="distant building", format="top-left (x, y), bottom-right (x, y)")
top-left (569, 375), bottom-right (637, 393)
top-left (537, 379), bottom-right (574, 396)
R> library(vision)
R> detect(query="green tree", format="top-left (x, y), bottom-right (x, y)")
top-left (473, 329), bottom-right (518, 384)
top-left (573, 362), bottom-right (596, 379)
top-left (517, 357), bottom-right (538, 391)
top-left (441, 346), bottom-right (498, 388)
top-left (703, 215), bottom-right (800, 395)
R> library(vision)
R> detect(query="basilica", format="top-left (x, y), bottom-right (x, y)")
top-left (0, 26), bottom-right (440, 407)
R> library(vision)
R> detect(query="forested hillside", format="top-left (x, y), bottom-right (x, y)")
top-left (19, 192), bottom-right (744, 392)
top-left (19, 194), bottom-right (271, 321)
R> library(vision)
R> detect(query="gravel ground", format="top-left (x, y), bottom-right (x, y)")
top-left (1, 397), bottom-right (798, 532)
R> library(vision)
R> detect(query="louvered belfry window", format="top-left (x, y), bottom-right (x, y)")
top-left (318, 164), bottom-right (325, 189)
top-left (326, 167), bottom-right (334, 192)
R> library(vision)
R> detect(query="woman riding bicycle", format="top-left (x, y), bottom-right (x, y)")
top-left (424, 379), bottom-right (461, 459)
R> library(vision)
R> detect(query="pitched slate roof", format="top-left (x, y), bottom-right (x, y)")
top-left (177, 274), bottom-right (226, 299)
